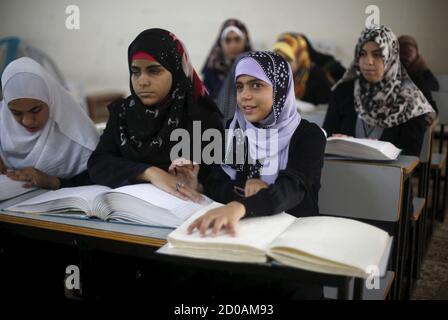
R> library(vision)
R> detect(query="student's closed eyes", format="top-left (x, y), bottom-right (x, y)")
top-left (8, 98), bottom-right (49, 133)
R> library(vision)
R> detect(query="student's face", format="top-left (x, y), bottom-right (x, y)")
top-left (222, 31), bottom-right (246, 60)
top-left (8, 98), bottom-right (50, 133)
top-left (400, 45), bottom-right (417, 66)
top-left (131, 59), bottom-right (173, 106)
top-left (358, 41), bottom-right (385, 83)
top-left (236, 75), bottom-right (274, 123)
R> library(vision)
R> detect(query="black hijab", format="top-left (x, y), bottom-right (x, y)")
top-left (118, 28), bottom-right (207, 165)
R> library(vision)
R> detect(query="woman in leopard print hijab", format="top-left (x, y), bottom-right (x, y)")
top-left (323, 25), bottom-right (435, 156)
top-left (335, 25), bottom-right (435, 128)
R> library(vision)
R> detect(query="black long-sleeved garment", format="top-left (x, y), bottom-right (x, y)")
top-left (408, 69), bottom-right (440, 113)
top-left (204, 119), bottom-right (326, 218)
top-left (59, 170), bottom-right (92, 188)
top-left (301, 65), bottom-right (332, 105)
top-left (322, 80), bottom-right (428, 157)
top-left (87, 97), bottom-right (223, 188)
top-left (202, 65), bottom-right (225, 101)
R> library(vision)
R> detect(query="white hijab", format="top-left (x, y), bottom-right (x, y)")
top-left (0, 57), bottom-right (99, 178)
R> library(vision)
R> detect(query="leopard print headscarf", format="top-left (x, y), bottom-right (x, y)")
top-left (334, 25), bottom-right (434, 128)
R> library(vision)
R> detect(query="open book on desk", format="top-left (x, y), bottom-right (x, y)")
top-left (5, 184), bottom-right (214, 228)
top-left (325, 137), bottom-right (401, 161)
top-left (0, 174), bottom-right (38, 201)
top-left (164, 203), bottom-right (393, 279)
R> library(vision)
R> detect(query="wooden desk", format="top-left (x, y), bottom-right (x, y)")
top-left (0, 192), bottom-right (389, 300)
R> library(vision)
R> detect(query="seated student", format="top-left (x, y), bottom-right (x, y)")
top-left (399, 35), bottom-right (440, 112)
top-left (299, 33), bottom-right (346, 85)
top-left (322, 25), bottom-right (435, 157)
top-left (169, 51), bottom-right (326, 299)
top-left (184, 51), bottom-right (326, 236)
top-left (274, 32), bottom-right (332, 105)
top-left (201, 19), bottom-right (253, 100)
top-left (87, 28), bottom-right (223, 201)
top-left (0, 57), bottom-right (99, 189)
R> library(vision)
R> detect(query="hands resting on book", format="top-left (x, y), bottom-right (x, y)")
top-left (1, 156), bottom-right (60, 189)
top-left (137, 159), bottom-right (204, 204)
top-left (187, 179), bottom-right (269, 237)
top-left (4, 167), bottom-right (61, 190)
top-left (168, 158), bottom-right (203, 193)
top-left (166, 158), bottom-right (269, 236)
top-left (187, 201), bottom-right (246, 237)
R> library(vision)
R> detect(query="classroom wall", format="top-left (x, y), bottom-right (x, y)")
top-left (1, 0), bottom-right (447, 95)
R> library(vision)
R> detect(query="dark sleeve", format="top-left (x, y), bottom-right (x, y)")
top-left (393, 115), bottom-right (428, 157)
top-left (203, 164), bottom-right (242, 204)
top-left (419, 69), bottom-right (440, 92)
top-left (411, 68), bottom-right (440, 102)
top-left (324, 59), bottom-right (346, 83)
top-left (322, 88), bottom-right (343, 136)
top-left (236, 124), bottom-right (326, 218)
top-left (303, 66), bottom-right (332, 105)
top-left (412, 70), bottom-right (440, 113)
top-left (201, 107), bottom-right (239, 203)
top-left (196, 99), bottom-right (225, 186)
top-left (202, 66), bottom-right (222, 100)
top-left (87, 104), bottom-right (151, 188)
top-left (59, 170), bottom-right (93, 188)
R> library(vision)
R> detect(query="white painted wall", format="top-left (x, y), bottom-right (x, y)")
top-left (1, 0), bottom-right (447, 94)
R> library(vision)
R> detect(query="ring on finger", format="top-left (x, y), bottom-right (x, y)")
top-left (175, 181), bottom-right (185, 192)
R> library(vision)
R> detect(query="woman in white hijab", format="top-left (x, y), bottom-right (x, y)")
top-left (0, 57), bottom-right (99, 189)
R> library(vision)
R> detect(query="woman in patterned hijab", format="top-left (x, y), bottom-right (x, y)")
top-left (336, 25), bottom-right (434, 128)
top-left (88, 29), bottom-right (223, 200)
top-left (273, 32), bottom-right (332, 105)
top-left (189, 51), bottom-right (326, 236)
top-left (221, 51), bottom-right (301, 185)
top-left (323, 25), bottom-right (435, 156)
top-left (274, 33), bottom-right (312, 99)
